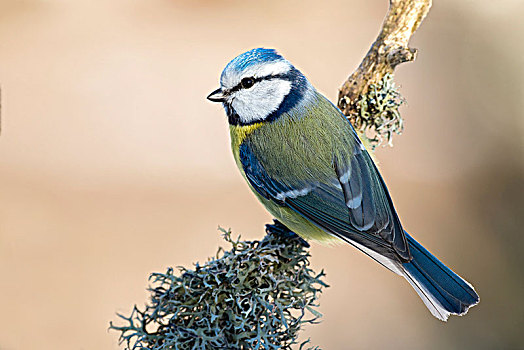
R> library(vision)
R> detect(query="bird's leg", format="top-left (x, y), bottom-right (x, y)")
top-left (265, 219), bottom-right (310, 248)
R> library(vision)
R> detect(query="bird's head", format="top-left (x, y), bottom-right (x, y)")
top-left (207, 48), bottom-right (311, 126)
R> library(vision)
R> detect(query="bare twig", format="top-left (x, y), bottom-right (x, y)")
top-left (338, 0), bottom-right (432, 146)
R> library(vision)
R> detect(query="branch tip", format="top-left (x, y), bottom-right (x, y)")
top-left (338, 0), bottom-right (432, 146)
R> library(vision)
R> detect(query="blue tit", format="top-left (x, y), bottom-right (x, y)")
top-left (207, 48), bottom-right (479, 321)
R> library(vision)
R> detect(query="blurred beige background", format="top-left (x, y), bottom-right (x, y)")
top-left (0, 0), bottom-right (523, 349)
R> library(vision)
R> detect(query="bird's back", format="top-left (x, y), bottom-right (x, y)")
top-left (232, 90), bottom-right (357, 184)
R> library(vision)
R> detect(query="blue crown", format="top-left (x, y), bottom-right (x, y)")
top-left (222, 48), bottom-right (284, 75)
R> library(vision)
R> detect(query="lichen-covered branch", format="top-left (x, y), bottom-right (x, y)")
top-left (338, 0), bottom-right (432, 147)
top-left (110, 221), bottom-right (327, 350)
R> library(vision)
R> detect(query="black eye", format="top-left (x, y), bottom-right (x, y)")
top-left (241, 77), bottom-right (255, 89)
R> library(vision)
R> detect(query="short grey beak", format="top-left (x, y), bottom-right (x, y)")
top-left (207, 88), bottom-right (226, 103)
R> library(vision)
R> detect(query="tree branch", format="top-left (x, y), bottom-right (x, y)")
top-left (110, 222), bottom-right (326, 350)
top-left (338, 0), bottom-right (432, 147)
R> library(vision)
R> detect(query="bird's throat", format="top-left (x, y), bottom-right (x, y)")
top-left (229, 122), bottom-right (264, 171)
top-left (229, 123), bottom-right (263, 150)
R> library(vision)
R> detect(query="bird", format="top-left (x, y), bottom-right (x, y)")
top-left (207, 48), bottom-right (479, 321)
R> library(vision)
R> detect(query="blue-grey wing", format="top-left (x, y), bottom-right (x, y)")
top-left (333, 140), bottom-right (410, 260)
top-left (239, 137), bottom-right (410, 262)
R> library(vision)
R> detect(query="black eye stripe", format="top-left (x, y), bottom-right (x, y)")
top-left (228, 73), bottom-right (291, 94)
top-left (225, 67), bottom-right (306, 126)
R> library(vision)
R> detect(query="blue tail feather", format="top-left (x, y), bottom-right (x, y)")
top-left (402, 232), bottom-right (479, 321)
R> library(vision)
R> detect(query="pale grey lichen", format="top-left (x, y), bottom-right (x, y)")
top-left (110, 221), bottom-right (327, 350)
top-left (350, 73), bottom-right (405, 149)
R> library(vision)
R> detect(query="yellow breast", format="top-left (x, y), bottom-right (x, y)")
top-left (229, 122), bottom-right (264, 169)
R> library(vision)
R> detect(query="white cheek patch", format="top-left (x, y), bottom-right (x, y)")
top-left (231, 79), bottom-right (292, 124)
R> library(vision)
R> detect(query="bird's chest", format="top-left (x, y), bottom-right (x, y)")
top-left (229, 123), bottom-right (263, 173)
top-left (230, 119), bottom-right (340, 184)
